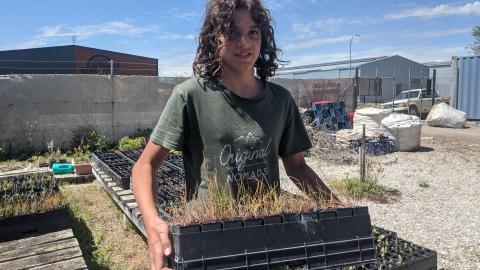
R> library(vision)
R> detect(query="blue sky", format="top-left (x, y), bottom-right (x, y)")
top-left (0, 0), bottom-right (478, 76)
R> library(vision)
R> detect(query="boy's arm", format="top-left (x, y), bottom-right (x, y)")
top-left (282, 152), bottom-right (340, 202)
top-left (132, 140), bottom-right (172, 270)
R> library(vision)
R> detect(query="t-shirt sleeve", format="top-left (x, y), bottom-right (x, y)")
top-left (150, 86), bottom-right (186, 150)
top-left (278, 96), bottom-right (312, 157)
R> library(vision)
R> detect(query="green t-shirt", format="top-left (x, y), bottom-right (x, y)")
top-left (150, 77), bottom-right (312, 198)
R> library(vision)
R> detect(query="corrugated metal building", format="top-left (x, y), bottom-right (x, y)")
top-left (452, 56), bottom-right (480, 120)
top-left (359, 55), bottom-right (429, 101)
top-left (276, 55), bottom-right (429, 101)
top-left (0, 45), bottom-right (158, 76)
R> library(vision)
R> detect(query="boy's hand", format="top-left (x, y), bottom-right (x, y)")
top-left (146, 217), bottom-right (172, 270)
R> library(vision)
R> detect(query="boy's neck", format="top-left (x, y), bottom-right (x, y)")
top-left (219, 72), bottom-right (263, 99)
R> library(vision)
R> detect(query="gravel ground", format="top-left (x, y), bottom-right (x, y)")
top-left (280, 123), bottom-right (480, 270)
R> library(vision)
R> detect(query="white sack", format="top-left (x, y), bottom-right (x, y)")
top-left (335, 129), bottom-right (362, 144)
top-left (426, 102), bottom-right (466, 128)
top-left (353, 107), bottom-right (392, 137)
top-left (381, 114), bottom-right (422, 151)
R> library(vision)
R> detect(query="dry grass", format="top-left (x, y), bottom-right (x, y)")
top-left (165, 175), bottom-right (344, 226)
top-left (305, 126), bottom-right (357, 165)
top-left (62, 182), bottom-right (149, 270)
top-left (0, 159), bottom-right (24, 172)
top-left (0, 193), bottom-right (65, 218)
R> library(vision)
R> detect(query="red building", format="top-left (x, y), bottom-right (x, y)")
top-left (0, 45), bottom-right (158, 76)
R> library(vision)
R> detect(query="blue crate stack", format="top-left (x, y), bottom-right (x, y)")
top-left (312, 101), bottom-right (351, 131)
top-left (350, 139), bottom-right (396, 156)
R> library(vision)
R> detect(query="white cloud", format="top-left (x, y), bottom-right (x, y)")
top-left (158, 33), bottom-right (195, 40)
top-left (8, 21), bottom-right (197, 50)
top-left (70, 21), bottom-right (160, 38)
top-left (292, 18), bottom-right (344, 38)
top-left (264, 0), bottom-right (323, 10)
top-left (28, 21), bottom-right (161, 42)
top-left (163, 8), bottom-right (198, 21)
top-left (385, 1), bottom-right (480, 19)
top-left (283, 35), bottom-right (355, 50)
top-left (402, 28), bottom-right (471, 38)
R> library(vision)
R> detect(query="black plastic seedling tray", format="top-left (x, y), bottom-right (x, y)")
top-left (168, 207), bottom-right (376, 270)
top-left (322, 227), bottom-right (438, 270)
top-left (92, 152), bottom-right (131, 189)
top-left (371, 227), bottom-right (437, 270)
top-left (154, 163), bottom-right (185, 206)
top-left (164, 154), bottom-right (184, 170)
top-left (118, 150), bottom-right (142, 163)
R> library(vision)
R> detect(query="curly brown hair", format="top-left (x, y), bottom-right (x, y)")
top-left (192, 0), bottom-right (283, 81)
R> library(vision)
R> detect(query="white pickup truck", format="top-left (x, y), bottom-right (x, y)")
top-left (380, 89), bottom-right (450, 116)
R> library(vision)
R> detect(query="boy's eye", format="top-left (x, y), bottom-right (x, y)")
top-left (249, 30), bottom-right (259, 35)
top-left (228, 30), bottom-right (239, 39)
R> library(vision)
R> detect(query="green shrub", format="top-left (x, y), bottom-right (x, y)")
top-left (117, 136), bottom-right (145, 151)
top-left (71, 129), bottom-right (110, 153)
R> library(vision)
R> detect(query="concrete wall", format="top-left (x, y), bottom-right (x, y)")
top-left (0, 74), bottom-right (186, 154)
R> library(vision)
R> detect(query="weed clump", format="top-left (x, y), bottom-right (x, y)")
top-left (418, 180), bottom-right (430, 188)
top-left (328, 173), bottom-right (400, 203)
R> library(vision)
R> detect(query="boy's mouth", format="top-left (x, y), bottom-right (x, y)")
top-left (234, 51), bottom-right (252, 57)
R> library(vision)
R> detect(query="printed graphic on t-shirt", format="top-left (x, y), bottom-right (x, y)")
top-left (219, 132), bottom-right (272, 185)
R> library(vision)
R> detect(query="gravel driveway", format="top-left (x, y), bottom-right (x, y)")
top-left (280, 123), bottom-right (480, 270)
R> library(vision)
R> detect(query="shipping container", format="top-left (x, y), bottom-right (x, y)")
top-left (452, 56), bottom-right (480, 120)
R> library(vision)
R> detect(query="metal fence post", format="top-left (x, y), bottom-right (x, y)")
top-left (360, 124), bottom-right (366, 183)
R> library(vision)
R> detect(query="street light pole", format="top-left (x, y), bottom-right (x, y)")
top-left (349, 34), bottom-right (360, 78)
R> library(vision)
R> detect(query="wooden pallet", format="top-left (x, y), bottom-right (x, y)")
top-left (0, 229), bottom-right (87, 270)
top-left (92, 166), bottom-right (147, 238)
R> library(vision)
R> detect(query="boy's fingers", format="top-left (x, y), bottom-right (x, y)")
top-left (159, 232), bottom-right (172, 256)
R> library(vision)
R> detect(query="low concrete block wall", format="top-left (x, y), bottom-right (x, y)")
top-left (0, 74), bottom-right (185, 155)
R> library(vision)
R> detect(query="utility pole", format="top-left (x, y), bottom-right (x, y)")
top-left (72, 35), bottom-right (77, 45)
top-left (349, 34), bottom-right (360, 78)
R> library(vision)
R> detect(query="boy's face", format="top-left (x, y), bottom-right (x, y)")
top-left (219, 9), bottom-right (262, 77)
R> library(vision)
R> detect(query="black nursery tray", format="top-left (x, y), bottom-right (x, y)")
top-left (168, 207), bottom-right (376, 270)
top-left (324, 227), bottom-right (438, 270)
top-left (371, 227), bottom-right (437, 270)
top-left (92, 152), bottom-right (132, 189)
top-left (154, 163), bottom-right (185, 206)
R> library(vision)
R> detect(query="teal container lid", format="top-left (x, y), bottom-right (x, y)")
top-left (52, 163), bottom-right (74, 175)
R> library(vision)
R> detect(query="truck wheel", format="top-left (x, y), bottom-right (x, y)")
top-left (409, 106), bottom-right (418, 116)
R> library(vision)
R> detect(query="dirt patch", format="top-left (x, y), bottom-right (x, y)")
top-left (422, 122), bottom-right (480, 145)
